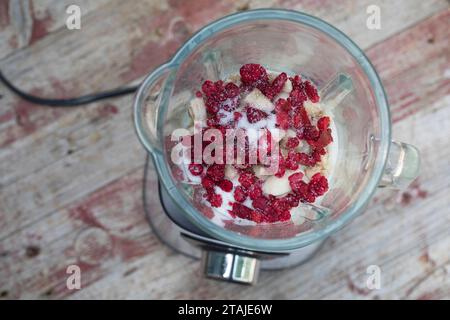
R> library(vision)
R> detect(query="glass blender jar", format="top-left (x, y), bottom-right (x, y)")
top-left (134, 9), bottom-right (420, 284)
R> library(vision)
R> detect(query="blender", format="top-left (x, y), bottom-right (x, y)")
top-left (134, 9), bottom-right (420, 284)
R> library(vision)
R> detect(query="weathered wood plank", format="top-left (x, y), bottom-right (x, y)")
top-left (0, 168), bottom-right (163, 299)
top-left (0, 0), bottom-right (112, 60)
top-left (0, 0), bottom-right (446, 147)
top-left (1, 6), bottom-right (449, 241)
top-left (0, 2), bottom-right (449, 299)
top-left (67, 103), bottom-right (450, 299)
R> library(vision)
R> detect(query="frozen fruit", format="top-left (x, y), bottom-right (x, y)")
top-left (304, 80), bottom-right (320, 103)
top-left (286, 137), bottom-right (300, 149)
top-left (238, 172), bottom-right (256, 189)
top-left (248, 183), bottom-right (263, 200)
top-left (185, 64), bottom-right (332, 224)
top-left (288, 172), bottom-right (305, 193)
top-left (188, 163), bottom-right (203, 176)
top-left (224, 82), bottom-right (240, 98)
top-left (264, 72), bottom-right (288, 99)
top-left (234, 186), bottom-right (248, 202)
top-left (252, 196), bottom-right (269, 211)
top-left (276, 110), bottom-right (290, 130)
top-left (240, 63), bottom-right (268, 85)
top-left (218, 179), bottom-right (233, 192)
top-left (243, 88), bottom-right (275, 113)
top-left (309, 173), bottom-right (329, 196)
top-left (208, 193), bottom-right (223, 207)
top-left (317, 116), bottom-right (330, 131)
top-left (246, 106), bottom-right (268, 123)
top-left (288, 88), bottom-right (307, 107)
top-left (201, 176), bottom-right (215, 189)
top-left (231, 202), bottom-right (254, 220)
top-left (262, 172), bottom-right (292, 196)
top-left (206, 164), bottom-right (225, 182)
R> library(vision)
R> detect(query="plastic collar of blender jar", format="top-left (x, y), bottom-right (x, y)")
top-left (141, 9), bottom-right (391, 253)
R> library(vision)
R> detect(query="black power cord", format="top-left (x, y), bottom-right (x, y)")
top-left (0, 70), bottom-right (138, 107)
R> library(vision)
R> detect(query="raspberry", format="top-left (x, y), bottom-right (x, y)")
top-left (201, 177), bottom-right (215, 189)
top-left (224, 82), bottom-right (240, 98)
top-left (205, 99), bottom-right (220, 114)
top-left (231, 202), bottom-right (254, 220)
top-left (290, 75), bottom-right (303, 90)
top-left (202, 80), bottom-right (216, 97)
top-left (309, 128), bottom-right (333, 149)
top-left (275, 153), bottom-right (286, 177)
top-left (275, 98), bottom-right (291, 112)
top-left (238, 172), bottom-right (256, 188)
top-left (317, 116), bottom-right (330, 131)
top-left (240, 64), bottom-right (268, 85)
top-left (298, 125), bottom-right (319, 140)
top-left (250, 211), bottom-right (264, 223)
top-left (206, 164), bottom-right (225, 182)
top-left (270, 198), bottom-right (291, 214)
top-left (286, 137), bottom-right (299, 149)
top-left (195, 91), bottom-right (203, 98)
top-left (264, 72), bottom-right (287, 99)
top-left (252, 196), bottom-right (269, 211)
top-left (218, 179), bottom-right (233, 192)
top-left (188, 163), bottom-right (203, 176)
top-left (288, 172), bottom-right (305, 193)
top-left (277, 210), bottom-right (291, 221)
top-left (300, 192), bottom-right (316, 203)
top-left (233, 111), bottom-right (243, 122)
top-left (309, 173), bottom-right (329, 196)
top-left (297, 152), bottom-right (316, 167)
top-left (207, 193), bottom-right (223, 207)
top-left (284, 193), bottom-right (300, 207)
top-left (292, 107), bottom-right (311, 129)
top-left (288, 88), bottom-right (307, 107)
top-left (285, 151), bottom-right (301, 170)
top-left (304, 80), bottom-right (320, 103)
top-left (248, 183), bottom-right (263, 200)
top-left (246, 107), bottom-right (268, 123)
top-left (276, 111), bottom-right (290, 130)
top-left (234, 186), bottom-right (247, 202)
top-left (221, 95), bottom-right (240, 112)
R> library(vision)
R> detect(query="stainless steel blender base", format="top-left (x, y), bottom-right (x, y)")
top-left (143, 156), bottom-right (325, 283)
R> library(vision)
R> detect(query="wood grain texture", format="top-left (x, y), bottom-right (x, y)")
top-left (0, 0), bottom-right (449, 299)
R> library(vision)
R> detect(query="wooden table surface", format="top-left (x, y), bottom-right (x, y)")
top-left (0, 0), bottom-right (449, 300)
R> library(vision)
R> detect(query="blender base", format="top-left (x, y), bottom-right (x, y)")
top-left (143, 156), bottom-right (325, 271)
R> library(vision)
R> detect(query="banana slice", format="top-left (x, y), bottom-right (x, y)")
top-left (188, 97), bottom-right (207, 121)
top-left (289, 206), bottom-right (306, 225)
top-left (243, 88), bottom-right (275, 113)
top-left (304, 100), bottom-right (323, 119)
top-left (262, 169), bottom-right (302, 196)
top-left (275, 92), bottom-right (290, 101)
top-left (254, 166), bottom-right (273, 179)
top-left (225, 165), bottom-right (238, 180)
top-left (282, 79), bottom-right (293, 93)
top-left (305, 153), bottom-right (329, 179)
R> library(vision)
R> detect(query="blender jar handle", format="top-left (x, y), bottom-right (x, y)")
top-left (319, 74), bottom-right (421, 190)
top-left (379, 141), bottom-right (421, 189)
top-left (134, 62), bottom-right (175, 155)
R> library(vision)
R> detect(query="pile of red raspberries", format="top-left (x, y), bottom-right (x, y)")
top-left (185, 64), bottom-right (332, 223)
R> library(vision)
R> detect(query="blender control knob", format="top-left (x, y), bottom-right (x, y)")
top-left (201, 250), bottom-right (260, 284)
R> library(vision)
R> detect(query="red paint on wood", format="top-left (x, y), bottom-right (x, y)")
top-left (30, 7), bottom-right (52, 44)
top-left (98, 104), bottom-right (119, 117)
top-left (0, 0), bottom-right (10, 29)
top-left (0, 110), bottom-right (14, 124)
top-left (112, 235), bottom-right (153, 262)
top-left (121, 0), bottom-right (234, 82)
